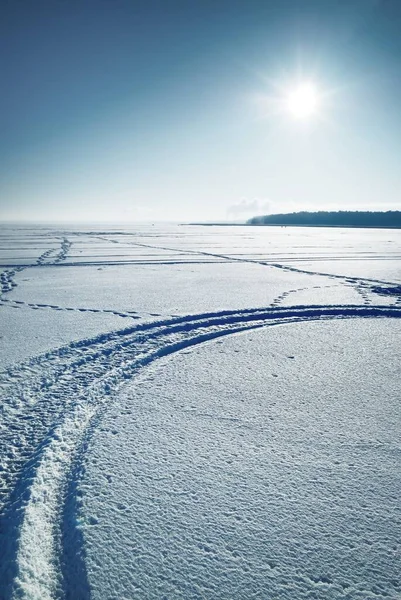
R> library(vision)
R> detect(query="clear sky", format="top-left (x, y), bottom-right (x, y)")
top-left (1, 0), bottom-right (401, 222)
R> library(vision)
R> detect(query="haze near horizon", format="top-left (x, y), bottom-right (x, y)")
top-left (1, 0), bottom-right (401, 223)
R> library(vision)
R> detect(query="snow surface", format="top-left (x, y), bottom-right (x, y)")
top-left (0, 304), bottom-right (131, 369)
top-left (6, 262), bottom-right (359, 317)
top-left (81, 320), bottom-right (401, 600)
top-left (0, 223), bottom-right (400, 599)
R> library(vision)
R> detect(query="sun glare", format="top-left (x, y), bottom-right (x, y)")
top-left (286, 83), bottom-right (319, 119)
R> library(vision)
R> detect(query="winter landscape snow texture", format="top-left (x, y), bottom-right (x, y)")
top-left (0, 223), bottom-right (400, 600)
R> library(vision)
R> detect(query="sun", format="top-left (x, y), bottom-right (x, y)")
top-left (286, 83), bottom-right (319, 119)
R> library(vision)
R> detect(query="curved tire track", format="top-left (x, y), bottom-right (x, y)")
top-left (1, 304), bottom-right (401, 598)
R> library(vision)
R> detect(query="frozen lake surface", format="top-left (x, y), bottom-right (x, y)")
top-left (0, 223), bottom-right (400, 599)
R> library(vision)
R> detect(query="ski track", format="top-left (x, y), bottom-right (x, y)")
top-left (1, 304), bottom-right (401, 599)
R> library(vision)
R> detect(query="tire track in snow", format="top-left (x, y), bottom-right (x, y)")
top-left (1, 304), bottom-right (401, 599)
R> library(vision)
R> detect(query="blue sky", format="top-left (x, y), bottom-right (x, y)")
top-left (1, 0), bottom-right (401, 222)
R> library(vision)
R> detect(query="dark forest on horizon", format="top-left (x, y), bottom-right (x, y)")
top-left (247, 211), bottom-right (401, 228)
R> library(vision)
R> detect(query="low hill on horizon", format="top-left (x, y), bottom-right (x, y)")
top-left (247, 210), bottom-right (401, 228)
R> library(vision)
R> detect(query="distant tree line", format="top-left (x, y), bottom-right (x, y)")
top-left (247, 211), bottom-right (401, 228)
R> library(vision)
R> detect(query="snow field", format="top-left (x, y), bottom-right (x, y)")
top-left (0, 223), bottom-right (400, 599)
top-left (80, 319), bottom-right (401, 600)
